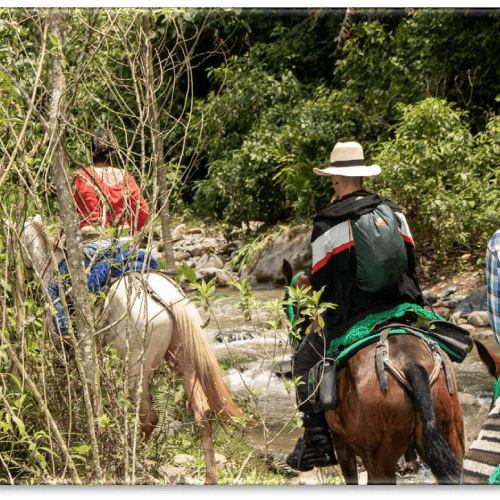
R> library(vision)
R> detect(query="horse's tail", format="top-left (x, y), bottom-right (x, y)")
top-left (170, 298), bottom-right (244, 424)
top-left (405, 363), bottom-right (461, 484)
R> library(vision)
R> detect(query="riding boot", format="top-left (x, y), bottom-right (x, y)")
top-left (286, 412), bottom-right (337, 472)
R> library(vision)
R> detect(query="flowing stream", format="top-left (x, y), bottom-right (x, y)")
top-left (202, 286), bottom-right (500, 484)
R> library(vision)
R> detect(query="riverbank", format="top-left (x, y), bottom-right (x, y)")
top-left (147, 219), bottom-right (500, 485)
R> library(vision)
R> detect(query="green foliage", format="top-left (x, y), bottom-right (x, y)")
top-left (176, 263), bottom-right (197, 284)
top-left (230, 278), bottom-right (258, 321)
top-left (187, 277), bottom-right (231, 315)
top-left (283, 283), bottom-right (337, 346)
top-left (191, 53), bottom-right (356, 225)
top-left (188, 8), bottom-right (500, 242)
top-left (229, 236), bottom-right (266, 273)
top-left (337, 9), bottom-right (500, 140)
top-left (375, 97), bottom-right (500, 259)
top-left (0, 379), bottom-right (53, 482)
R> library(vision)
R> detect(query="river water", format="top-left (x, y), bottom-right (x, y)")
top-left (202, 286), bottom-right (500, 484)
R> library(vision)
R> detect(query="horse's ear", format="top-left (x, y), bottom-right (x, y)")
top-left (33, 214), bottom-right (43, 226)
top-left (282, 259), bottom-right (293, 286)
top-left (474, 340), bottom-right (500, 379)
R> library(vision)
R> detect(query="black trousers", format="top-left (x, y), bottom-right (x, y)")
top-left (292, 329), bottom-right (331, 416)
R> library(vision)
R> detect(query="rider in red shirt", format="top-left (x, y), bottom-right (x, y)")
top-left (72, 129), bottom-right (149, 238)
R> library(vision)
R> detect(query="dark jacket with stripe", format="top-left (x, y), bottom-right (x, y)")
top-left (309, 190), bottom-right (425, 341)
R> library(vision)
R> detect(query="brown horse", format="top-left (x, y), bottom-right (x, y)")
top-left (283, 259), bottom-right (465, 484)
top-left (474, 340), bottom-right (500, 410)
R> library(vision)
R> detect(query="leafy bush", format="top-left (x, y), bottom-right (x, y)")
top-left (191, 54), bottom-right (358, 227)
top-left (375, 97), bottom-right (500, 261)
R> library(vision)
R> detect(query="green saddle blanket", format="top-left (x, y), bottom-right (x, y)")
top-left (308, 302), bottom-right (473, 413)
top-left (327, 302), bottom-right (472, 364)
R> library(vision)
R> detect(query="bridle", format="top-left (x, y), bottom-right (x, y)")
top-left (285, 271), bottom-right (305, 332)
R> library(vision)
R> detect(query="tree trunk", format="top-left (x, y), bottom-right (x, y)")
top-left (335, 8), bottom-right (355, 49)
top-left (142, 13), bottom-right (176, 271)
top-left (46, 8), bottom-right (103, 480)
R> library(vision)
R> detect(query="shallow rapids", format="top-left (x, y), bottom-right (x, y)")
top-left (200, 286), bottom-right (500, 484)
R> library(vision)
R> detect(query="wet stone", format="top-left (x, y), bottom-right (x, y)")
top-left (472, 329), bottom-right (493, 339)
top-left (423, 290), bottom-right (438, 304)
top-left (467, 311), bottom-right (490, 327)
top-left (438, 287), bottom-right (456, 299)
top-left (453, 286), bottom-right (487, 314)
top-left (458, 323), bottom-right (476, 334)
top-left (433, 306), bottom-right (450, 320)
top-left (449, 295), bottom-right (466, 308)
top-left (215, 331), bottom-right (255, 343)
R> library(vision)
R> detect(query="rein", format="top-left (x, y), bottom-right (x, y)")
top-left (285, 271), bottom-right (305, 332)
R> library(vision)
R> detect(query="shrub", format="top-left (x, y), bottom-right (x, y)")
top-left (375, 97), bottom-right (500, 261)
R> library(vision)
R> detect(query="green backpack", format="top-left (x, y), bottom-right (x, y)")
top-left (350, 203), bottom-right (408, 293)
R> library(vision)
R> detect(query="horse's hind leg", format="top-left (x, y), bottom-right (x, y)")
top-left (129, 366), bottom-right (159, 441)
top-left (361, 426), bottom-right (412, 484)
top-left (139, 372), bottom-right (159, 441)
top-left (167, 348), bottom-right (218, 485)
top-left (362, 445), bottom-right (399, 485)
top-left (335, 441), bottom-right (358, 484)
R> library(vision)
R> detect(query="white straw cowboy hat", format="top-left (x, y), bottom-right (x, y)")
top-left (313, 141), bottom-right (381, 177)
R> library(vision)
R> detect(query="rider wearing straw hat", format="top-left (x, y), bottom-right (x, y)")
top-left (287, 141), bottom-right (426, 472)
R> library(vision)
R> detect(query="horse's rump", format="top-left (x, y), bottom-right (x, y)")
top-left (98, 271), bottom-right (177, 364)
top-left (328, 334), bottom-right (464, 484)
top-left (101, 270), bottom-right (243, 423)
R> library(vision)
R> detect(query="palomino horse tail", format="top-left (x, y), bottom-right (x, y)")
top-left (405, 364), bottom-right (461, 484)
top-left (170, 299), bottom-right (244, 424)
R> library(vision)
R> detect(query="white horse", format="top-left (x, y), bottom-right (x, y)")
top-left (19, 215), bottom-right (243, 484)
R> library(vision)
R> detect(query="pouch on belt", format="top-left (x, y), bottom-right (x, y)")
top-left (308, 357), bottom-right (337, 413)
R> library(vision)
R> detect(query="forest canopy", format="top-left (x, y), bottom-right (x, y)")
top-left (3, 7), bottom-right (500, 259)
top-left (188, 8), bottom-right (500, 263)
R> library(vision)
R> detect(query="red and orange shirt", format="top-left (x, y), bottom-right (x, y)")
top-left (72, 166), bottom-right (149, 233)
